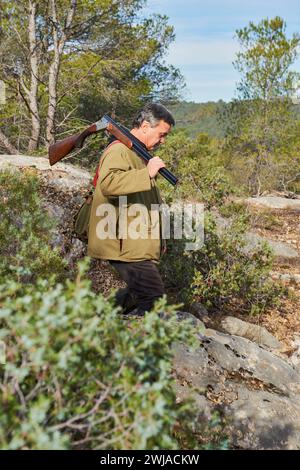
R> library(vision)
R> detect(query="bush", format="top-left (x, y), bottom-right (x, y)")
top-left (157, 131), bottom-right (233, 208)
top-left (0, 169), bottom-right (67, 284)
top-left (161, 212), bottom-right (286, 315)
top-left (0, 259), bottom-right (200, 450)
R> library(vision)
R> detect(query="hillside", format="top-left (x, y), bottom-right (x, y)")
top-left (168, 100), bottom-right (227, 138)
top-left (169, 100), bottom-right (300, 139)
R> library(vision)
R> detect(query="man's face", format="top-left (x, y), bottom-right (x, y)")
top-left (141, 120), bottom-right (171, 150)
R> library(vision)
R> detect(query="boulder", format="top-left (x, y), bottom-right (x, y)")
top-left (213, 213), bottom-right (300, 266)
top-left (244, 232), bottom-right (300, 265)
top-left (221, 316), bottom-right (282, 350)
top-left (244, 196), bottom-right (300, 212)
top-left (0, 154), bottom-right (91, 192)
top-left (173, 328), bottom-right (300, 449)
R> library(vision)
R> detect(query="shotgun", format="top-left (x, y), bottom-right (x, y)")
top-left (48, 114), bottom-right (178, 186)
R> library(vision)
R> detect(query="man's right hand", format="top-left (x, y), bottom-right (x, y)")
top-left (147, 156), bottom-right (166, 178)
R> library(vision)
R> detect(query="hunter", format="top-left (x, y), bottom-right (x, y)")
top-left (88, 103), bottom-right (175, 316)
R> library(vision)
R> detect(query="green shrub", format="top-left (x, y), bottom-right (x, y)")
top-left (250, 210), bottom-right (281, 231)
top-left (0, 169), bottom-right (67, 284)
top-left (0, 259), bottom-right (199, 450)
top-left (219, 201), bottom-right (249, 220)
top-left (157, 131), bottom-right (233, 208)
top-left (161, 213), bottom-right (286, 315)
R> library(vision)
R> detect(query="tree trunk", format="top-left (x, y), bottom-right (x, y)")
top-left (27, 1), bottom-right (40, 152)
top-left (46, 0), bottom-right (77, 146)
top-left (46, 56), bottom-right (60, 146)
top-left (27, 1), bottom-right (40, 153)
top-left (0, 130), bottom-right (19, 154)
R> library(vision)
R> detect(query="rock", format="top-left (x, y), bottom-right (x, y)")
top-left (212, 212), bottom-right (231, 236)
top-left (270, 272), bottom-right (300, 283)
top-left (173, 328), bottom-right (300, 449)
top-left (189, 302), bottom-right (210, 322)
top-left (0, 155), bottom-right (92, 266)
top-left (289, 336), bottom-right (300, 370)
top-left (175, 311), bottom-right (205, 330)
top-left (244, 232), bottom-right (300, 266)
top-left (65, 238), bottom-right (86, 264)
top-left (209, 212), bottom-right (300, 266)
top-left (226, 387), bottom-right (300, 450)
top-left (244, 196), bottom-right (300, 212)
top-left (0, 154), bottom-right (92, 192)
top-left (174, 382), bottom-right (213, 421)
top-left (42, 202), bottom-right (66, 224)
top-left (221, 316), bottom-right (282, 350)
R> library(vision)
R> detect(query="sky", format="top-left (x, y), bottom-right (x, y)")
top-left (143, 0), bottom-right (300, 103)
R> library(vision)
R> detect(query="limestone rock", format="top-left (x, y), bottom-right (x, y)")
top-left (221, 316), bottom-right (282, 350)
top-left (175, 311), bottom-right (205, 330)
top-left (210, 212), bottom-right (300, 266)
top-left (173, 328), bottom-right (300, 449)
top-left (270, 272), bottom-right (300, 283)
top-left (0, 154), bottom-right (91, 192)
top-left (244, 196), bottom-right (300, 211)
top-left (244, 232), bottom-right (299, 259)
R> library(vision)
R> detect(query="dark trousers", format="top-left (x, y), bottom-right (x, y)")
top-left (109, 260), bottom-right (166, 314)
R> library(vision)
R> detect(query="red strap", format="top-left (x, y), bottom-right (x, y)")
top-left (93, 140), bottom-right (120, 188)
top-left (92, 167), bottom-right (99, 188)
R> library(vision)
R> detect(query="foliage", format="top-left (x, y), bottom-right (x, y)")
top-left (157, 130), bottom-right (232, 208)
top-left (0, 168), bottom-right (67, 284)
top-left (0, 0), bottom-right (184, 154)
top-left (221, 17), bottom-right (300, 195)
top-left (168, 100), bottom-right (226, 138)
top-left (0, 258), bottom-right (200, 450)
top-left (161, 212), bottom-right (286, 315)
top-left (218, 201), bottom-right (249, 220)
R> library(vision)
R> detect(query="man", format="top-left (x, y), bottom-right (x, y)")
top-left (88, 103), bottom-right (175, 316)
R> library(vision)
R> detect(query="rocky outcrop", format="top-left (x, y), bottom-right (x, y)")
top-left (213, 212), bottom-right (300, 267)
top-left (173, 324), bottom-right (300, 450)
top-left (0, 154), bottom-right (91, 266)
top-left (0, 154), bottom-right (91, 191)
top-left (270, 272), bottom-right (300, 283)
top-left (290, 336), bottom-right (300, 370)
top-left (244, 232), bottom-right (300, 266)
top-left (243, 196), bottom-right (300, 211)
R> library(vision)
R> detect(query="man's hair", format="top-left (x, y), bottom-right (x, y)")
top-left (132, 103), bottom-right (175, 128)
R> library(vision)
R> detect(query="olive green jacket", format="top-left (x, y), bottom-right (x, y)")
top-left (87, 142), bottom-right (163, 262)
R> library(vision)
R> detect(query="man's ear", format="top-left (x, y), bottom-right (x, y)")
top-left (140, 120), bottom-right (151, 133)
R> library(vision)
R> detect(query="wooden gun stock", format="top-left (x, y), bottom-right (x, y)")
top-left (49, 123), bottom-right (98, 166)
top-left (49, 122), bottom-right (133, 166)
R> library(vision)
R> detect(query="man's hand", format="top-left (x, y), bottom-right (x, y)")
top-left (147, 156), bottom-right (166, 178)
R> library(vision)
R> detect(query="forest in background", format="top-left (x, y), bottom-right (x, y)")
top-left (170, 100), bottom-right (300, 138)
top-left (1, 4), bottom-right (300, 195)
